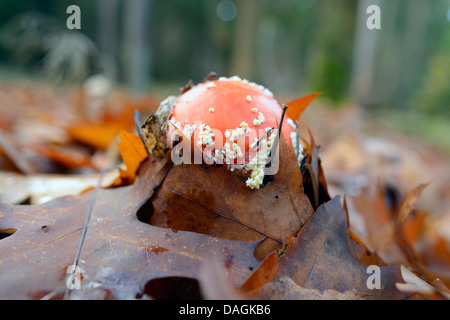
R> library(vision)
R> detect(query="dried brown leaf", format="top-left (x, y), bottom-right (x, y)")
top-left (147, 138), bottom-right (314, 260)
top-left (0, 154), bottom-right (259, 299)
top-left (242, 197), bottom-right (411, 300)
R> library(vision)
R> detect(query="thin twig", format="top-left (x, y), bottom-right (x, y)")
top-left (63, 171), bottom-right (104, 300)
top-left (252, 127), bottom-right (275, 150)
top-left (268, 105), bottom-right (288, 166)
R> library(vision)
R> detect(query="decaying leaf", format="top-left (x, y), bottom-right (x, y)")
top-left (396, 265), bottom-right (450, 299)
top-left (0, 170), bottom-right (119, 205)
top-left (246, 276), bottom-right (364, 300)
top-left (0, 154), bottom-right (260, 299)
top-left (198, 257), bottom-right (246, 300)
top-left (140, 96), bottom-right (176, 158)
top-left (348, 183), bottom-right (409, 265)
top-left (374, 184), bottom-right (428, 252)
top-left (147, 137), bottom-right (314, 260)
top-left (241, 196), bottom-right (411, 300)
top-left (26, 143), bottom-right (98, 170)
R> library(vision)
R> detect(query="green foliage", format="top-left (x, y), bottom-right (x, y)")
top-left (414, 53), bottom-right (450, 117)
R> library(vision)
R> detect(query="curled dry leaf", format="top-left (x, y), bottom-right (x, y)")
top-left (285, 92), bottom-right (321, 121)
top-left (347, 182), bottom-right (450, 285)
top-left (0, 170), bottom-right (119, 205)
top-left (374, 183), bottom-right (428, 253)
top-left (116, 130), bottom-right (149, 185)
top-left (396, 265), bottom-right (450, 299)
top-left (140, 96), bottom-right (176, 159)
top-left (241, 196), bottom-right (411, 300)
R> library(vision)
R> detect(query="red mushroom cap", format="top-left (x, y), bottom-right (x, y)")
top-left (166, 77), bottom-right (296, 188)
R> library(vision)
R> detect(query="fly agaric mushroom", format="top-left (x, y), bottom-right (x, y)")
top-left (142, 76), bottom-right (302, 189)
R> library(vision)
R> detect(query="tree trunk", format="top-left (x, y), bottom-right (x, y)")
top-left (122, 0), bottom-right (151, 92)
top-left (350, 0), bottom-right (380, 108)
top-left (97, 0), bottom-right (119, 80)
top-left (229, 0), bottom-right (259, 79)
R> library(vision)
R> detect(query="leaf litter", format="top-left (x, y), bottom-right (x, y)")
top-left (0, 83), bottom-right (449, 300)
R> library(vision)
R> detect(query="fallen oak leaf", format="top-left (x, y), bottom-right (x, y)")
top-left (147, 137), bottom-right (314, 260)
top-left (241, 196), bottom-right (411, 300)
top-left (285, 92), bottom-right (321, 121)
top-left (116, 130), bottom-right (149, 184)
top-left (198, 256), bottom-right (247, 300)
top-left (0, 154), bottom-right (260, 299)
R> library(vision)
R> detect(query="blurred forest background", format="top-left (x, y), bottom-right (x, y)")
top-left (1, 0), bottom-right (450, 299)
top-left (0, 0), bottom-right (449, 150)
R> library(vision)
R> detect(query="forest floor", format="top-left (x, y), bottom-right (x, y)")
top-left (0, 81), bottom-right (449, 298)
top-left (1, 80), bottom-right (449, 219)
